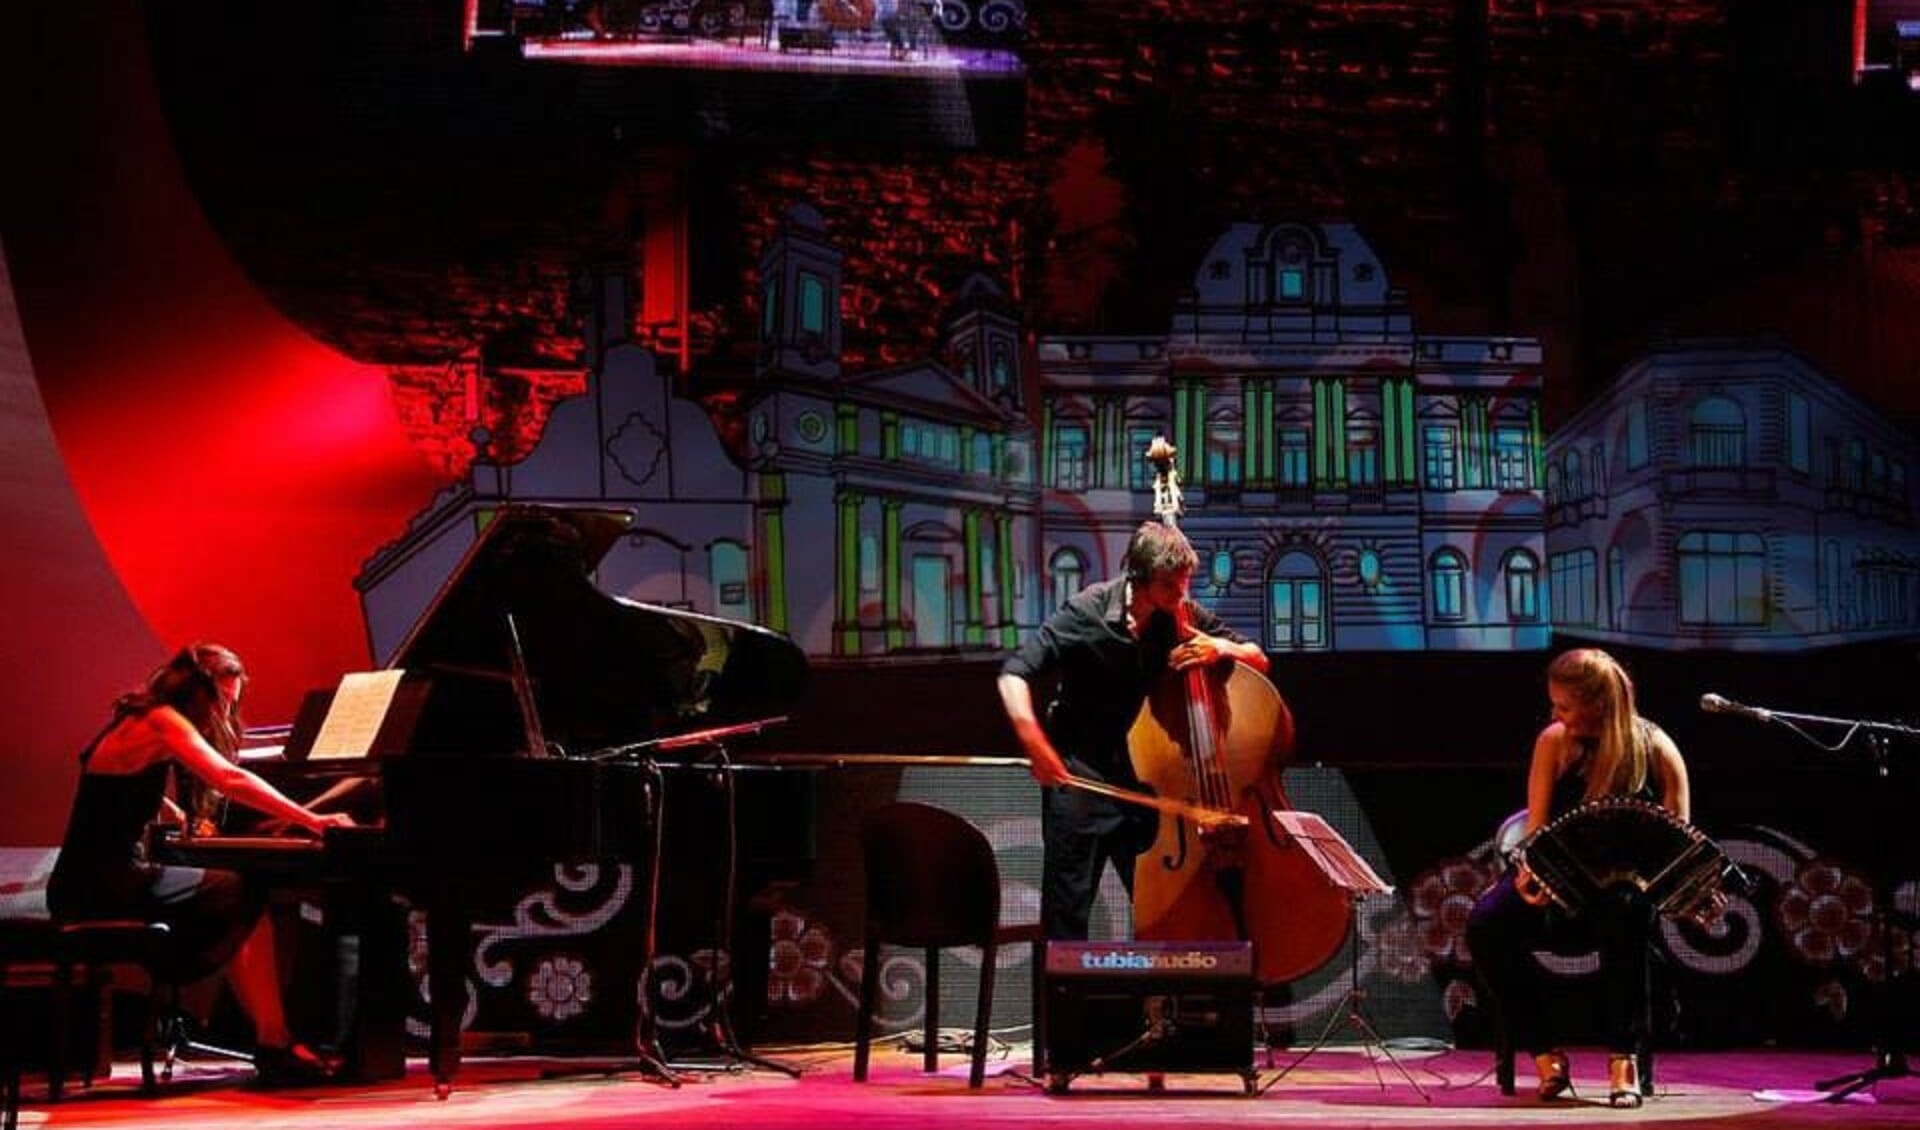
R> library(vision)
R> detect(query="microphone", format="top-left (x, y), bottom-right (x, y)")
top-left (1700, 693), bottom-right (1773, 723)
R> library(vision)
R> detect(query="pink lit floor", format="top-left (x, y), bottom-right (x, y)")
top-left (10, 1045), bottom-right (1919, 1129)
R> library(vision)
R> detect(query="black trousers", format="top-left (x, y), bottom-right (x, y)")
top-left (1040, 785), bottom-right (1155, 940)
top-left (1465, 872), bottom-right (1654, 1056)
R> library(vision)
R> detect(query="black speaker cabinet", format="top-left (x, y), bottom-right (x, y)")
top-left (1042, 941), bottom-right (1256, 1092)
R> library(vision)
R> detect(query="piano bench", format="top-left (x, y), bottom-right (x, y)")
top-left (1, 918), bottom-right (173, 1129)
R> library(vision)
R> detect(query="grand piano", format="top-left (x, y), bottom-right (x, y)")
top-left (173, 505), bottom-right (808, 1093)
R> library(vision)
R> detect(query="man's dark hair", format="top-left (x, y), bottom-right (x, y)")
top-left (1124, 521), bottom-right (1198, 584)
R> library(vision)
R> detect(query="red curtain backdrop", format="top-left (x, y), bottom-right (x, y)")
top-left (0, 2), bottom-right (445, 842)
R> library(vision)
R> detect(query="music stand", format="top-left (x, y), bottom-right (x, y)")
top-left (1259, 810), bottom-right (1429, 1101)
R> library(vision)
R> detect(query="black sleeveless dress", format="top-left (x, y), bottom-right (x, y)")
top-left (46, 715), bottom-right (265, 982)
top-left (1464, 717), bottom-right (1665, 1054)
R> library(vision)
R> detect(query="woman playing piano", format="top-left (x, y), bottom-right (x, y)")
top-left (1464, 647), bottom-right (1692, 1108)
top-left (47, 642), bottom-right (354, 1083)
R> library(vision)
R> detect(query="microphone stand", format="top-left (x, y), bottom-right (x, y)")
top-left (598, 720), bottom-right (799, 1076)
top-left (1709, 701), bottom-right (1916, 1100)
top-left (534, 753), bottom-right (680, 1088)
top-left (1083, 995), bottom-right (1174, 1076)
top-left (629, 756), bottom-right (680, 1085)
top-left (585, 717), bottom-right (790, 764)
top-left (1711, 702), bottom-right (1920, 744)
top-left (1813, 727), bottom-right (1913, 1101)
top-left (668, 739), bottom-right (801, 1078)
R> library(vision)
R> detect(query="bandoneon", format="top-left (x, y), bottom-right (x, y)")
top-left (1517, 797), bottom-right (1738, 919)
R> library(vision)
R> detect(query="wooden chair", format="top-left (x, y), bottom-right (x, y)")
top-left (1484, 808), bottom-right (1656, 1099)
top-left (1490, 948), bottom-right (1656, 1098)
top-left (852, 801), bottom-right (1043, 1089)
top-left (1, 918), bottom-right (173, 1130)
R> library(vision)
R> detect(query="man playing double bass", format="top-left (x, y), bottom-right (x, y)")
top-left (997, 521), bottom-right (1269, 940)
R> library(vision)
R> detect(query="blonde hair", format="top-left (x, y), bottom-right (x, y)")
top-left (1547, 647), bottom-right (1646, 801)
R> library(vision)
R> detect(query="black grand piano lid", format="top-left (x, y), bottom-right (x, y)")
top-left (386, 504), bottom-right (808, 756)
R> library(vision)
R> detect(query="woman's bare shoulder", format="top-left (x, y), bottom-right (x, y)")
top-left (1530, 721), bottom-right (1574, 769)
top-left (87, 709), bottom-right (168, 770)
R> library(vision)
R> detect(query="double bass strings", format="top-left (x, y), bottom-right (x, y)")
top-left (1178, 602), bottom-right (1237, 817)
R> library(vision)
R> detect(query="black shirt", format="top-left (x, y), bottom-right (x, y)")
top-left (1000, 576), bottom-right (1247, 785)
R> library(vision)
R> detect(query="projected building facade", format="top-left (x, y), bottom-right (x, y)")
top-left (357, 215), bottom-right (1546, 658)
top-left (355, 204), bottom-right (1037, 662)
top-left (1545, 341), bottom-right (1920, 651)
top-left (1037, 223), bottom-right (1547, 652)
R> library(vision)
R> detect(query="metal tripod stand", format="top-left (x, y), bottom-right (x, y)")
top-left (1262, 893), bottom-right (1430, 1100)
top-left (1250, 808), bottom-right (1427, 1098)
top-left (1703, 697), bottom-right (1916, 1101)
top-left (1813, 730), bottom-right (1914, 1100)
top-left (663, 741), bottom-right (799, 1077)
top-left (588, 718), bottom-right (796, 1080)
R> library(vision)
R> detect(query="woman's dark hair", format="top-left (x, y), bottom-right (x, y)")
top-left (116, 643), bottom-right (247, 828)
top-left (116, 641), bottom-right (247, 759)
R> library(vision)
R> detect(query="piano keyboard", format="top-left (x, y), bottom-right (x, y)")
top-left (176, 834), bottom-right (323, 854)
top-left (156, 826), bottom-right (388, 877)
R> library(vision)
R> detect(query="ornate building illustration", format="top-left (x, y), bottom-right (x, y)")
top-left (355, 205), bottom-right (1037, 662)
top-left (1036, 223), bottom-right (1548, 652)
top-left (1544, 341), bottom-right (1920, 650)
top-left (357, 215), bottom-right (1543, 658)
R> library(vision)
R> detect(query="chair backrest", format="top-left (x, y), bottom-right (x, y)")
top-left (860, 801), bottom-right (1001, 948)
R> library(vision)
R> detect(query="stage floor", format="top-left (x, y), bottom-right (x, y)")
top-left (10, 1046), bottom-right (1918, 1129)
top-left (519, 35), bottom-right (1025, 78)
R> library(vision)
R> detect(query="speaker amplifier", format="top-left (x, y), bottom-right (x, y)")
top-left (1041, 940), bottom-right (1256, 1093)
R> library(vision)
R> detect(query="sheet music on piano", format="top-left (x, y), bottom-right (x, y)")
top-left (307, 670), bottom-right (409, 760)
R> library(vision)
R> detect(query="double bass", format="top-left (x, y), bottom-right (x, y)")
top-left (1111, 438), bottom-right (1349, 985)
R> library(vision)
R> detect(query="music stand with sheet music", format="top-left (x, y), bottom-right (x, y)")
top-left (1258, 810), bottom-right (1428, 1100)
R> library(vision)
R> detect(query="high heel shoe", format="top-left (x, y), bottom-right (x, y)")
top-left (1608, 1053), bottom-right (1643, 1108)
top-left (1533, 1050), bottom-right (1572, 1101)
top-left (254, 1042), bottom-right (342, 1087)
